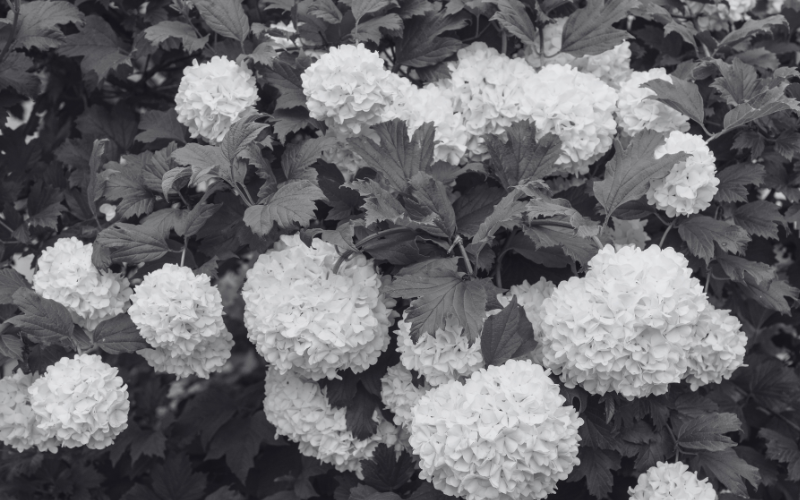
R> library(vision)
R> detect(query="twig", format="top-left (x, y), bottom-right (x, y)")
top-left (455, 238), bottom-right (474, 276)
top-left (494, 230), bottom-right (518, 289)
top-left (180, 239), bottom-right (188, 267)
top-left (0, 219), bottom-right (15, 235)
top-left (592, 236), bottom-right (604, 250)
top-left (659, 219), bottom-right (676, 248)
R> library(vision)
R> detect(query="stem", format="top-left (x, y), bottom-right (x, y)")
top-left (592, 236), bottom-right (604, 249)
top-left (180, 239), bottom-right (187, 267)
top-left (528, 219), bottom-right (574, 229)
top-left (704, 269), bottom-right (711, 294)
top-left (332, 227), bottom-right (415, 274)
top-left (0, 0), bottom-right (21, 63)
top-left (0, 219), bottom-right (15, 234)
top-left (538, 26), bottom-right (545, 67)
top-left (495, 231), bottom-right (518, 289)
top-left (500, 28), bottom-right (508, 56)
top-left (455, 238), bottom-right (474, 276)
top-left (659, 219), bottom-right (676, 248)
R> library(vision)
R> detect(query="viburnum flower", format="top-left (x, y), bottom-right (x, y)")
top-left (409, 360), bottom-right (583, 500)
top-left (28, 354), bottom-right (129, 449)
top-left (540, 245), bottom-right (708, 399)
top-left (396, 313), bottom-right (484, 387)
top-left (629, 462), bottom-right (717, 500)
top-left (174, 55), bottom-right (259, 143)
top-left (525, 63), bottom-right (618, 175)
top-left (616, 69), bottom-right (690, 136)
top-left (606, 218), bottom-right (651, 250)
top-left (242, 234), bottom-right (396, 380)
top-left (302, 44), bottom-right (411, 138)
top-left (647, 131), bottom-right (719, 217)
top-left (380, 364), bottom-right (429, 429)
top-left (33, 237), bottom-right (132, 332)
top-left (128, 264), bottom-right (234, 379)
top-left (0, 371), bottom-right (58, 453)
top-left (684, 306), bottom-right (747, 390)
top-left (263, 368), bottom-right (398, 474)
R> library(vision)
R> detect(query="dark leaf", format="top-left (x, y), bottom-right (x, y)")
top-left (737, 277), bottom-right (799, 315)
top-left (57, 15), bottom-right (131, 81)
top-left (282, 136), bottom-right (335, 181)
top-left (0, 268), bottom-right (32, 305)
top-left (130, 428), bottom-right (167, 463)
top-left (717, 15), bottom-right (788, 49)
top-left (351, 14), bottom-right (404, 43)
top-left (675, 413), bottom-right (740, 452)
top-left (206, 414), bottom-right (270, 484)
top-left (96, 223), bottom-right (171, 264)
top-left (9, 0), bottom-right (84, 51)
top-left (486, 122), bottom-right (562, 189)
top-left (346, 390), bottom-right (380, 439)
top-left (405, 172), bottom-right (457, 237)
top-left (711, 59), bottom-right (760, 107)
top-left (135, 109), bottom-right (188, 144)
top-left (194, 0), bottom-right (250, 42)
top-left (733, 201), bottom-right (783, 239)
top-left (715, 252), bottom-right (775, 284)
top-left (0, 53), bottom-right (41, 97)
top-left (176, 203), bottom-right (222, 238)
top-left (453, 185), bottom-right (506, 237)
top-left (568, 448), bottom-right (621, 500)
top-left (642, 77), bottom-right (706, 129)
top-left (143, 21), bottom-right (208, 53)
top-left (243, 180), bottom-right (325, 235)
top-left (677, 215), bottom-right (750, 262)
top-left (393, 11), bottom-right (469, 67)
top-left (715, 164), bottom-right (765, 203)
top-left (93, 314), bottom-right (149, 354)
top-left (151, 454), bottom-right (208, 500)
top-left (692, 449), bottom-right (760, 497)
top-left (263, 60), bottom-right (308, 110)
top-left (480, 297), bottom-right (536, 366)
top-left (0, 330), bottom-right (23, 361)
top-left (360, 444), bottom-right (416, 492)
top-left (560, 0), bottom-right (636, 57)
top-left (9, 288), bottom-right (74, 344)
top-left (472, 190), bottom-right (526, 244)
top-left (490, 0), bottom-right (537, 45)
top-left (522, 224), bottom-right (598, 265)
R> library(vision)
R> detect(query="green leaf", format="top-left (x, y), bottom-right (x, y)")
top-left (721, 82), bottom-right (800, 133)
top-left (104, 159), bottom-right (156, 220)
top-left (560, 0), bottom-right (636, 57)
top-left (27, 203), bottom-right (66, 230)
top-left (714, 252), bottom-right (775, 284)
top-left (490, 0), bottom-right (537, 45)
top-left (347, 0), bottom-right (400, 23)
top-left (405, 172), bottom-right (457, 237)
top-left (349, 485), bottom-right (402, 500)
top-left (282, 136), bottom-right (335, 181)
top-left (130, 427), bottom-right (167, 463)
top-left (150, 454), bottom-right (208, 500)
top-left (472, 190), bottom-right (526, 244)
top-left (144, 21), bottom-right (209, 53)
top-left (480, 296), bottom-right (536, 366)
top-left (9, 0), bottom-right (84, 51)
top-left (96, 223), bottom-right (171, 264)
top-left (135, 109), bottom-right (188, 144)
top-left (393, 11), bottom-right (468, 68)
top-left (57, 15), bottom-right (131, 81)
top-left (194, 0), bottom-right (250, 42)
top-left (162, 168), bottom-right (192, 200)
top-left (714, 164), bottom-right (765, 203)
top-left (346, 390), bottom-right (381, 439)
top-left (385, 259), bottom-right (488, 342)
top-left (263, 60), bottom-right (308, 110)
top-left (243, 180), bottom-right (325, 235)
top-left (675, 413), bottom-right (740, 452)
top-left (710, 59), bottom-right (760, 107)
top-left (737, 276), bottom-right (799, 314)
top-left (692, 449), bottom-right (760, 497)
top-left (717, 15), bottom-right (788, 50)
top-left (348, 120), bottom-right (435, 192)
top-left (351, 14), bottom-right (404, 43)
top-left (76, 104), bottom-right (139, 151)
top-left (593, 130), bottom-right (689, 224)
top-left (733, 200), bottom-right (783, 239)
top-left (307, 0), bottom-right (344, 23)
top-left (568, 448), bottom-right (621, 500)
top-left (176, 386), bottom-right (237, 448)
top-left (453, 185), bottom-right (506, 237)
top-left (0, 52), bottom-right (41, 97)
top-left (171, 143), bottom-right (229, 186)
top-left (360, 445), bottom-right (416, 492)
top-left (206, 414), bottom-right (271, 484)
top-left (0, 330), bottom-right (23, 361)
top-left (348, 179), bottom-right (408, 226)
top-left (0, 269), bottom-right (32, 305)
top-left (522, 224), bottom-right (598, 265)
top-left (677, 215), bottom-right (750, 263)
top-left (8, 288), bottom-right (74, 344)
top-left (176, 203), bottom-right (222, 238)
top-left (486, 121), bottom-right (562, 189)
top-left (93, 313), bottom-right (149, 354)
top-left (270, 107), bottom-right (317, 142)
top-left (642, 77), bottom-right (705, 129)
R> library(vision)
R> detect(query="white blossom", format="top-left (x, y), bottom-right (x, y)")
top-left (0, 371), bottom-right (58, 453)
top-left (629, 462), bottom-right (717, 500)
top-left (684, 306), bottom-right (747, 390)
top-left (380, 364), bottom-right (429, 429)
top-left (616, 69), bottom-right (690, 136)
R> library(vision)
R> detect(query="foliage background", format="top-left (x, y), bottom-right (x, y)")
top-left (1, 0), bottom-right (800, 498)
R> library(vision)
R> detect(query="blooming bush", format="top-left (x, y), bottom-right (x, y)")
top-left (1, 0), bottom-right (799, 498)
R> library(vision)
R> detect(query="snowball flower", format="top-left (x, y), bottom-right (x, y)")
top-left (629, 462), bottom-right (717, 500)
top-left (616, 69), bottom-right (690, 136)
top-left (524, 64), bottom-right (618, 175)
top-left (302, 44), bottom-right (411, 137)
top-left (28, 354), bottom-right (129, 449)
top-left (128, 264), bottom-right (234, 379)
top-left (380, 364), bottom-right (429, 429)
top-left (396, 313), bottom-right (484, 387)
top-left (684, 306), bottom-right (747, 390)
top-left (0, 372), bottom-right (58, 453)
top-left (243, 234), bottom-right (396, 380)
top-left (33, 237), bottom-right (132, 331)
top-left (410, 359), bottom-right (583, 500)
top-left (175, 56), bottom-right (259, 143)
top-left (607, 218), bottom-right (651, 250)
top-left (540, 245), bottom-right (708, 399)
top-left (647, 131), bottom-right (719, 217)
top-left (263, 368), bottom-right (398, 474)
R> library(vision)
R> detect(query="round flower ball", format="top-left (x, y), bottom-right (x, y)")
top-left (629, 461), bottom-right (717, 500)
top-left (684, 306), bottom-right (747, 390)
top-left (396, 313), bottom-right (484, 387)
top-left (540, 245), bottom-right (707, 399)
top-left (525, 63), bottom-right (619, 175)
top-left (128, 264), bottom-right (234, 379)
top-left (380, 364), bottom-right (429, 429)
top-left (28, 354), bottom-right (130, 449)
top-left (301, 44), bottom-right (410, 138)
top-left (410, 359), bottom-right (583, 500)
top-left (0, 371), bottom-right (58, 453)
top-left (175, 55), bottom-right (259, 143)
top-left (616, 69), bottom-right (690, 136)
top-left (263, 367), bottom-right (399, 474)
top-left (242, 234), bottom-right (396, 380)
top-left (33, 237), bottom-right (132, 332)
top-left (646, 131), bottom-right (719, 217)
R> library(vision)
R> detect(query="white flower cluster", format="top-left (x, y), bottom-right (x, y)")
top-left (128, 264), bottom-right (234, 379)
top-left (33, 237), bottom-right (132, 331)
top-left (380, 364), bottom-right (429, 429)
top-left (243, 234), bottom-right (396, 380)
top-left (647, 131), bottom-right (720, 217)
top-left (540, 245), bottom-right (746, 399)
top-left (175, 55), bottom-right (259, 143)
top-left (302, 44), bottom-right (411, 138)
top-left (629, 462), bottom-right (717, 500)
top-left (0, 371), bottom-right (58, 453)
top-left (263, 368), bottom-right (398, 474)
top-left (616, 69), bottom-right (690, 136)
top-left (684, 306), bottom-right (747, 390)
top-left (28, 354), bottom-right (129, 450)
top-left (410, 360), bottom-right (583, 500)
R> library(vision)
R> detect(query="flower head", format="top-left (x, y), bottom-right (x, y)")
top-left (243, 234), bottom-right (396, 380)
top-left (410, 359), bottom-right (583, 500)
top-left (175, 56), bottom-right (259, 143)
top-left (380, 364), bottom-right (429, 429)
top-left (263, 368), bottom-right (398, 474)
top-left (616, 69), bottom-right (690, 136)
top-left (28, 354), bottom-right (129, 449)
top-left (33, 237), bottom-right (132, 331)
top-left (629, 461), bottom-right (717, 500)
top-left (647, 131), bottom-right (719, 217)
top-left (0, 371), bottom-right (58, 453)
top-left (128, 264), bottom-right (234, 379)
top-left (684, 306), bottom-right (747, 390)
top-left (540, 245), bottom-right (707, 399)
